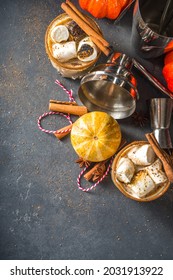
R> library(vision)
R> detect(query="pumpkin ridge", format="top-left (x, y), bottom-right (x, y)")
top-left (78, 119), bottom-right (93, 134)
top-left (79, 0), bottom-right (132, 19)
top-left (88, 0), bottom-right (107, 18)
top-left (94, 118), bottom-right (109, 136)
top-left (94, 141), bottom-right (105, 161)
top-left (75, 139), bottom-right (91, 152)
top-left (82, 140), bottom-right (97, 160)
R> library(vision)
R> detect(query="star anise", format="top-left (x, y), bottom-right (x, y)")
top-left (75, 157), bottom-right (91, 168)
top-left (131, 111), bottom-right (148, 127)
top-left (92, 163), bottom-right (106, 182)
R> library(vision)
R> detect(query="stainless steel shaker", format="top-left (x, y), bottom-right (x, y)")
top-left (78, 53), bottom-right (138, 119)
top-left (78, 51), bottom-right (173, 120)
top-left (149, 98), bottom-right (173, 149)
top-left (131, 0), bottom-right (173, 58)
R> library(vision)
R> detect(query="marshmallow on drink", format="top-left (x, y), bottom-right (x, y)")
top-left (116, 157), bottom-right (135, 183)
top-left (146, 159), bottom-right (168, 186)
top-left (50, 25), bottom-right (69, 43)
top-left (127, 144), bottom-right (155, 166)
top-left (77, 37), bottom-right (98, 62)
top-left (52, 41), bottom-right (77, 62)
top-left (127, 170), bottom-right (156, 198)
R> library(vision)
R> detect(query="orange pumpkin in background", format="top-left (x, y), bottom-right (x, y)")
top-left (79, 0), bottom-right (132, 20)
top-left (164, 50), bottom-right (173, 65)
top-left (162, 50), bottom-right (173, 92)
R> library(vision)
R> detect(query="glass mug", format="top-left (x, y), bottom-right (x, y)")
top-left (131, 0), bottom-right (173, 58)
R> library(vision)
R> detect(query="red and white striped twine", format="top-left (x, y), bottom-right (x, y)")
top-left (77, 157), bottom-right (114, 192)
top-left (55, 79), bottom-right (75, 102)
top-left (37, 111), bottom-right (72, 134)
top-left (38, 79), bottom-right (113, 192)
top-left (37, 80), bottom-right (74, 135)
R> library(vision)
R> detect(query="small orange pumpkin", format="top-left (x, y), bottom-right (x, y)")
top-left (162, 50), bottom-right (173, 92)
top-left (79, 0), bottom-right (131, 19)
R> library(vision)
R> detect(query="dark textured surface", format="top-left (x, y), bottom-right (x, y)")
top-left (0, 0), bottom-right (173, 260)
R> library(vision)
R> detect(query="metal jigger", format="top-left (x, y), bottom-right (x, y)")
top-left (149, 98), bottom-right (173, 149)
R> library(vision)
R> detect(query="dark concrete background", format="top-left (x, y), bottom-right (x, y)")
top-left (0, 0), bottom-right (173, 260)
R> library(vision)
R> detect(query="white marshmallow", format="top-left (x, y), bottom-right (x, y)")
top-left (116, 157), bottom-right (135, 183)
top-left (127, 144), bottom-right (155, 166)
top-left (52, 41), bottom-right (77, 62)
top-left (146, 159), bottom-right (167, 186)
top-left (146, 158), bottom-right (162, 171)
top-left (77, 37), bottom-right (97, 62)
top-left (127, 170), bottom-right (156, 198)
top-left (50, 25), bottom-right (69, 43)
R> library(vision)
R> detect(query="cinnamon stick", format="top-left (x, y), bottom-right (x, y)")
top-left (145, 133), bottom-right (173, 182)
top-left (61, 2), bottom-right (111, 56)
top-left (50, 100), bottom-right (77, 105)
top-left (90, 35), bottom-right (111, 57)
top-left (66, 0), bottom-right (97, 32)
top-left (84, 138), bottom-right (127, 181)
top-left (54, 124), bottom-right (72, 140)
top-left (84, 161), bottom-right (105, 181)
top-left (49, 100), bottom-right (88, 116)
top-left (66, 0), bottom-right (110, 56)
top-left (61, 2), bottom-right (109, 46)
